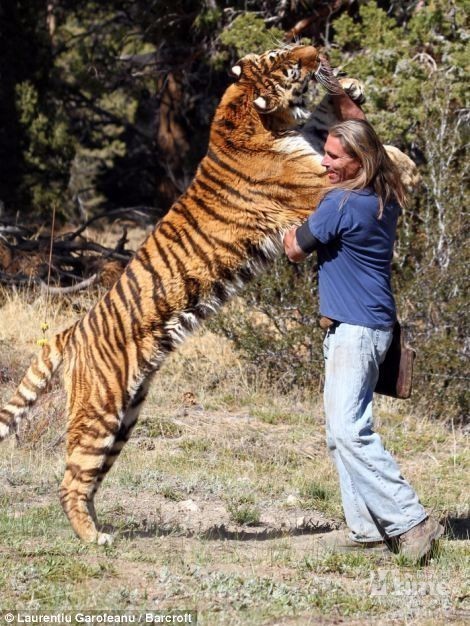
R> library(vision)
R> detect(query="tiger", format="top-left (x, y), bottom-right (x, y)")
top-left (0, 45), bottom-right (418, 544)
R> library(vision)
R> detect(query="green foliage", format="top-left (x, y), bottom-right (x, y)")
top-left (212, 255), bottom-right (323, 393)
top-left (327, 1), bottom-right (468, 142)
top-left (219, 13), bottom-right (284, 58)
top-left (1, 0), bottom-right (227, 219)
top-left (15, 81), bottom-right (76, 216)
top-left (333, 3), bottom-right (400, 52)
top-left (193, 6), bottom-right (222, 32)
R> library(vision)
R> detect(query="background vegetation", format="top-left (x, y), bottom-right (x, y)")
top-left (0, 0), bottom-right (468, 421)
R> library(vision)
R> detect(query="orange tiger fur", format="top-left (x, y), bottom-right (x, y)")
top-left (0, 45), bottom-right (371, 543)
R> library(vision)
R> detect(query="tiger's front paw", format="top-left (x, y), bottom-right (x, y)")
top-left (339, 77), bottom-right (366, 105)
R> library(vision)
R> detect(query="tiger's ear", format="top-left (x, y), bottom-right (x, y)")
top-left (230, 53), bottom-right (259, 80)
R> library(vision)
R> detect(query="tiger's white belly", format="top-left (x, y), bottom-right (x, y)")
top-left (274, 134), bottom-right (323, 165)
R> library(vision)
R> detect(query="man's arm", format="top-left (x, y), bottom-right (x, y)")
top-left (283, 222), bottom-right (320, 263)
top-left (331, 92), bottom-right (366, 121)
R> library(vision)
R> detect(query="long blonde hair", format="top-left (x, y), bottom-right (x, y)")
top-left (325, 119), bottom-right (408, 217)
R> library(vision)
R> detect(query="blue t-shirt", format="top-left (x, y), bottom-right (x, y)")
top-left (307, 188), bottom-right (399, 329)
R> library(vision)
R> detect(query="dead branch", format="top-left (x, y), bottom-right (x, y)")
top-left (40, 273), bottom-right (98, 295)
top-left (284, 1), bottom-right (353, 41)
top-left (0, 208), bottom-right (153, 290)
top-left (60, 206), bottom-right (160, 241)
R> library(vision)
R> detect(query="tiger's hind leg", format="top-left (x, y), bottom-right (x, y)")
top-left (59, 405), bottom-right (121, 545)
top-left (87, 380), bottom-right (153, 534)
top-left (60, 379), bottom-right (152, 544)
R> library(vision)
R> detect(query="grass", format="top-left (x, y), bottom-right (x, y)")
top-left (227, 494), bottom-right (261, 526)
top-left (0, 287), bottom-right (469, 624)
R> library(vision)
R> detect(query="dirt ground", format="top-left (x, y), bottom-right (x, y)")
top-left (1, 404), bottom-right (469, 625)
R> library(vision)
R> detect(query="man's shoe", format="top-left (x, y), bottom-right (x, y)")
top-left (320, 529), bottom-right (390, 554)
top-left (398, 517), bottom-right (444, 562)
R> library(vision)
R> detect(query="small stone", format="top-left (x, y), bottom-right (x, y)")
top-left (180, 499), bottom-right (199, 512)
top-left (296, 516), bottom-right (306, 528)
top-left (286, 494), bottom-right (299, 506)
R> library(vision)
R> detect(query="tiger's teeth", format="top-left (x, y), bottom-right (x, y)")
top-left (254, 96), bottom-right (267, 109)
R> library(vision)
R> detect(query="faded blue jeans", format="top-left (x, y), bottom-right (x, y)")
top-left (323, 323), bottom-right (427, 542)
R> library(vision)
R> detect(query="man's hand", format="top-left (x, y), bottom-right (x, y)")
top-left (283, 227), bottom-right (308, 263)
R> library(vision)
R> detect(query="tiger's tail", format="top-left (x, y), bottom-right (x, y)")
top-left (0, 327), bottom-right (71, 441)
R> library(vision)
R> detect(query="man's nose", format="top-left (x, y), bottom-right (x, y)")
top-left (321, 155), bottom-right (329, 167)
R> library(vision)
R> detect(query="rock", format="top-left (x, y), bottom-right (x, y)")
top-left (286, 494), bottom-right (299, 507)
top-left (180, 499), bottom-right (199, 513)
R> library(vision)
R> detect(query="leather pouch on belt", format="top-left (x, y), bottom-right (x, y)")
top-left (375, 321), bottom-right (416, 399)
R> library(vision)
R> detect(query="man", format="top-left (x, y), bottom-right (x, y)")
top-left (283, 119), bottom-right (443, 562)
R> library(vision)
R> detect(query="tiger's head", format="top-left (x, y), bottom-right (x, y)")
top-left (230, 45), bottom-right (334, 128)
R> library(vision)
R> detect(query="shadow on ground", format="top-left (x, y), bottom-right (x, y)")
top-left (444, 515), bottom-right (469, 540)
